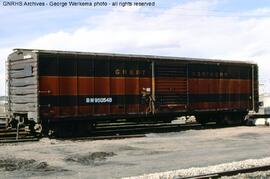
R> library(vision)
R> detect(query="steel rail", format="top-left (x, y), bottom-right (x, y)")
top-left (176, 165), bottom-right (270, 179)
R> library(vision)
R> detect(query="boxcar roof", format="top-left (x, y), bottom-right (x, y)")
top-left (13, 48), bottom-right (256, 65)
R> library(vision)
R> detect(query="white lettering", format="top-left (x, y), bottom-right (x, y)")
top-left (85, 97), bottom-right (113, 104)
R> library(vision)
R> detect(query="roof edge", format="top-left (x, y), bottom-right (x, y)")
top-left (12, 48), bottom-right (257, 65)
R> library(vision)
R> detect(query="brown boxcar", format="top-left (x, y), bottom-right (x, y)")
top-left (7, 49), bottom-right (259, 135)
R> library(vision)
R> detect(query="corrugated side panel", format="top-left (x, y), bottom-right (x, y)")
top-left (155, 63), bottom-right (188, 110)
top-left (38, 53), bottom-right (153, 118)
top-left (7, 50), bottom-right (38, 122)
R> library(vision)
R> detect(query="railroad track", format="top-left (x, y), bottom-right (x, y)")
top-left (177, 165), bottom-right (270, 179)
top-left (0, 119), bottom-right (241, 142)
top-left (93, 122), bottom-right (202, 136)
top-left (0, 122), bottom-right (39, 143)
top-left (61, 122), bottom-right (193, 140)
top-left (93, 120), bottom-right (239, 136)
top-left (59, 121), bottom-right (234, 140)
top-left (68, 134), bottom-right (147, 141)
top-left (0, 120), bottom-right (202, 142)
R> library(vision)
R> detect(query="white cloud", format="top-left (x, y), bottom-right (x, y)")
top-left (1, 0), bottom-right (270, 95)
top-left (0, 48), bottom-right (12, 96)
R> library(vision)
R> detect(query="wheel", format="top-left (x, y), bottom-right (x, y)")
top-left (74, 121), bottom-right (95, 136)
top-left (216, 113), bottom-right (247, 126)
top-left (215, 114), bottom-right (234, 125)
top-left (41, 119), bottom-right (50, 137)
top-left (195, 116), bottom-right (208, 125)
top-left (232, 113), bottom-right (247, 125)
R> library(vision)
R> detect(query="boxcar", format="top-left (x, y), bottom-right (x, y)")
top-left (7, 49), bottom-right (259, 135)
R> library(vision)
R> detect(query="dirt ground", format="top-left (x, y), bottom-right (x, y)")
top-left (0, 126), bottom-right (270, 179)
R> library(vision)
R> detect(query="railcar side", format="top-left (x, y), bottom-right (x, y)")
top-left (7, 49), bottom-right (259, 136)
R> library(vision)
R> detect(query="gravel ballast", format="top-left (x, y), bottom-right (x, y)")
top-left (1, 126), bottom-right (270, 178)
top-left (124, 157), bottom-right (270, 179)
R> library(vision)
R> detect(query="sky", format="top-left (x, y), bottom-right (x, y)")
top-left (1, 0), bottom-right (270, 95)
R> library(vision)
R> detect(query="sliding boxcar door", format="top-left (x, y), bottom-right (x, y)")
top-left (155, 62), bottom-right (188, 112)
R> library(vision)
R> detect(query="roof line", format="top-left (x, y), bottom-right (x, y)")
top-left (13, 48), bottom-right (256, 64)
